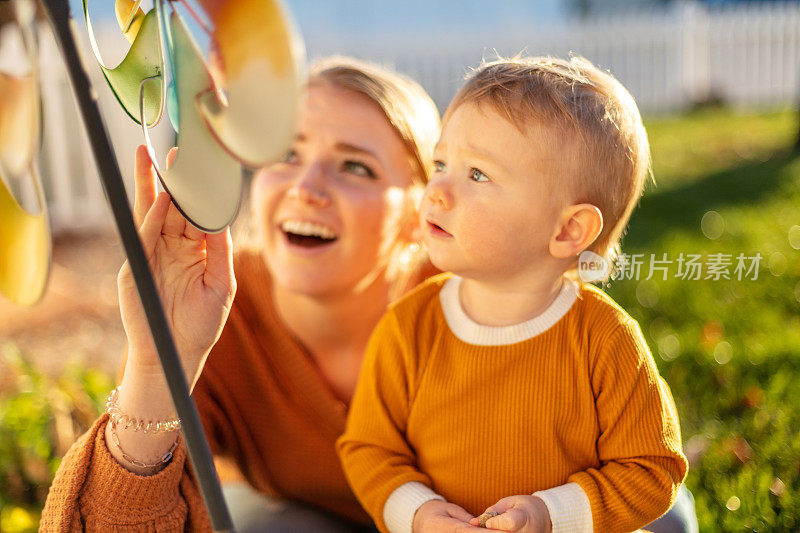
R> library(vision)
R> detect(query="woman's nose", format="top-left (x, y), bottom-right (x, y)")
top-left (425, 178), bottom-right (453, 210)
top-left (287, 163), bottom-right (331, 207)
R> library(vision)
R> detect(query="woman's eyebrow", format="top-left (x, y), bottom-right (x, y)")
top-left (335, 142), bottom-right (380, 161)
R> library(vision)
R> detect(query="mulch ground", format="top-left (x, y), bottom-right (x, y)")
top-left (0, 232), bottom-right (127, 391)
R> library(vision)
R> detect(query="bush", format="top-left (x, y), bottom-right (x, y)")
top-left (0, 344), bottom-right (112, 532)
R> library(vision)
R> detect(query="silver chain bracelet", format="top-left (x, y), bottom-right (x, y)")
top-left (109, 419), bottom-right (179, 469)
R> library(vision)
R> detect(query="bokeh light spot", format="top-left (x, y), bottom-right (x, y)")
top-left (770, 477), bottom-right (786, 497)
top-left (789, 225), bottom-right (800, 250)
top-left (714, 341), bottom-right (733, 365)
top-left (658, 333), bottom-right (681, 361)
top-left (636, 280), bottom-right (660, 308)
top-left (768, 252), bottom-right (787, 276)
top-left (726, 496), bottom-right (741, 511)
top-left (701, 211), bottom-right (725, 240)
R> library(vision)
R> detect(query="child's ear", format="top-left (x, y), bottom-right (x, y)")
top-left (549, 204), bottom-right (603, 259)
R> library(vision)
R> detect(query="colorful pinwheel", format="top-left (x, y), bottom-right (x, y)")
top-left (83, 0), bottom-right (305, 232)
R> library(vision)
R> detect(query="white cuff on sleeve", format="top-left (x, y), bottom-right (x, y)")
top-left (383, 481), bottom-right (445, 533)
top-left (533, 482), bottom-right (593, 533)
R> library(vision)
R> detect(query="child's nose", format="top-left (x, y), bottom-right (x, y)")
top-left (288, 163), bottom-right (331, 207)
top-left (425, 179), bottom-right (453, 210)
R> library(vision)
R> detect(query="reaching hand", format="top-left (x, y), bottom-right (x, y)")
top-left (469, 495), bottom-right (552, 533)
top-left (117, 145), bottom-right (236, 389)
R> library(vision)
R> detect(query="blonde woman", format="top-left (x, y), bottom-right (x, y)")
top-left (42, 56), bottom-right (439, 532)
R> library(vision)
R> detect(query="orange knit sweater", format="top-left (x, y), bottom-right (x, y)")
top-left (41, 250), bottom-right (371, 531)
top-left (337, 274), bottom-right (687, 533)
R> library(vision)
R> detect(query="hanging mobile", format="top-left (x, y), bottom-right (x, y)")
top-left (0, 0), bottom-right (51, 307)
top-left (83, 0), bottom-right (305, 232)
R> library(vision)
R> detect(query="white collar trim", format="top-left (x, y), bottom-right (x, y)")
top-left (439, 276), bottom-right (579, 346)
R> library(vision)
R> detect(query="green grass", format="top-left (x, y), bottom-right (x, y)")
top-left (606, 106), bottom-right (800, 531)
top-left (1, 106), bottom-right (797, 532)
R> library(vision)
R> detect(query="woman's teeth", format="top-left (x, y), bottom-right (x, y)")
top-left (280, 220), bottom-right (337, 239)
top-left (280, 220), bottom-right (338, 247)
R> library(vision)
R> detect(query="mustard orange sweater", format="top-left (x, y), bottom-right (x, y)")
top-left (41, 250), bottom-right (371, 531)
top-left (337, 274), bottom-right (687, 533)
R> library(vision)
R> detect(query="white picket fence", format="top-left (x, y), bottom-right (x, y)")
top-left (304, 1), bottom-right (800, 113)
top-left (3, 1), bottom-right (799, 234)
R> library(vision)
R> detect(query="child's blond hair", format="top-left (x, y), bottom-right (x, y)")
top-left (446, 55), bottom-right (651, 277)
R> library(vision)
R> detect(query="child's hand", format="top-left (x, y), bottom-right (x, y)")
top-left (468, 495), bottom-right (552, 532)
top-left (413, 499), bottom-right (481, 532)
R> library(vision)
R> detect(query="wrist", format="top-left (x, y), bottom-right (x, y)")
top-left (125, 342), bottom-right (210, 393)
top-left (107, 386), bottom-right (181, 433)
top-left (385, 482), bottom-right (445, 533)
top-left (531, 496), bottom-right (553, 533)
top-left (118, 367), bottom-right (178, 420)
top-left (411, 502), bottom-right (426, 532)
top-left (123, 343), bottom-right (164, 378)
top-left (412, 499), bottom-right (437, 532)
top-left (104, 372), bottom-right (181, 475)
top-left (103, 415), bottom-right (179, 475)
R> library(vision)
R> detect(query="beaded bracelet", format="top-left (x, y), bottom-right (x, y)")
top-left (109, 420), bottom-right (179, 469)
top-left (105, 387), bottom-right (182, 433)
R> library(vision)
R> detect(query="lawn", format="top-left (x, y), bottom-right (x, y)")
top-left (1, 106), bottom-right (798, 532)
top-left (606, 107), bottom-right (800, 531)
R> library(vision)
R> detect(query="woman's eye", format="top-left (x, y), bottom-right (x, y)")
top-left (281, 148), bottom-right (298, 163)
top-left (433, 160), bottom-right (446, 173)
top-left (343, 160), bottom-right (376, 179)
top-left (470, 168), bottom-right (490, 182)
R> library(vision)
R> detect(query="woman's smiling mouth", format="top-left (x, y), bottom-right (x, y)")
top-left (280, 219), bottom-right (339, 248)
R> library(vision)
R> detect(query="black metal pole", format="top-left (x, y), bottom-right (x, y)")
top-left (40, 1), bottom-right (233, 530)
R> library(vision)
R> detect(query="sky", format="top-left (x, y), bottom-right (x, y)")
top-left (75, 0), bottom-right (570, 39)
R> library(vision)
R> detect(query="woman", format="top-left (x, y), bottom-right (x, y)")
top-left (41, 56), bottom-right (440, 531)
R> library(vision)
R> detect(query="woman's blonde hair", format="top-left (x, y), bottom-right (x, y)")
top-left (308, 56), bottom-right (441, 186)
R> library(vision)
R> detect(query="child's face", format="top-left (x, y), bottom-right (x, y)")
top-left (420, 102), bottom-right (565, 282)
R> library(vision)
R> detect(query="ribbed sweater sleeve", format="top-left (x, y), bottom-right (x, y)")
top-left (336, 310), bottom-right (433, 533)
top-left (40, 414), bottom-right (212, 532)
top-left (568, 318), bottom-right (688, 532)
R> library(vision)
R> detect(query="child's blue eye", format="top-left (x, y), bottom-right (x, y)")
top-left (433, 161), bottom-right (446, 173)
top-left (470, 168), bottom-right (490, 182)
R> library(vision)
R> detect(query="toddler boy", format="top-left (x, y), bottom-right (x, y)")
top-left (337, 56), bottom-right (687, 533)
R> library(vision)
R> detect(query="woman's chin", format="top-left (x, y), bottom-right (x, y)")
top-left (265, 254), bottom-right (345, 297)
top-left (273, 271), bottom-right (351, 299)
top-left (265, 239), bottom-right (385, 299)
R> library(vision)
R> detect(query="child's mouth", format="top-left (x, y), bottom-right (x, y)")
top-left (427, 221), bottom-right (452, 238)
